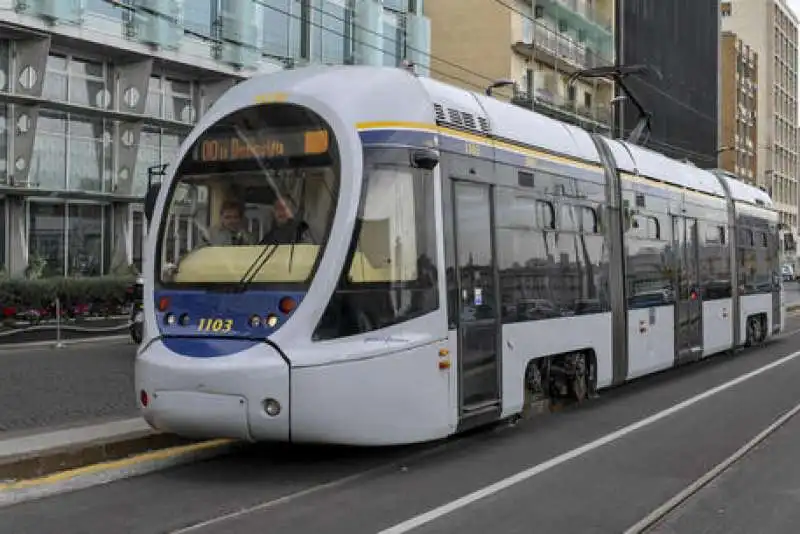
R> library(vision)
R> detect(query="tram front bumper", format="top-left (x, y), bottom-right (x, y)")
top-left (135, 339), bottom-right (290, 442)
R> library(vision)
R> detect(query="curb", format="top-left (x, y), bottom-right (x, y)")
top-left (0, 418), bottom-right (237, 507)
top-left (0, 439), bottom-right (237, 508)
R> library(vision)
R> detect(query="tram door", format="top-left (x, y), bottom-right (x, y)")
top-left (452, 181), bottom-right (502, 428)
top-left (672, 215), bottom-right (703, 364)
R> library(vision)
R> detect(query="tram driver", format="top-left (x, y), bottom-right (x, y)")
top-left (259, 195), bottom-right (312, 245)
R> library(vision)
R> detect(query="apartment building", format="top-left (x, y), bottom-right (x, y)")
top-left (719, 32), bottom-right (759, 186)
top-left (426, 0), bottom-right (615, 133)
top-left (722, 0), bottom-right (798, 231)
top-left (0, 0), bottom-right (430, 277)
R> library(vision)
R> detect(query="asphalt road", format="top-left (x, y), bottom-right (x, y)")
top-left (0, 339), bottom-right (138, 433)
top-left (4, 316), bottom-right (800, 534)
top-left (785, 281), bottom-right (800, 306)
top-left (650, 408), bottom-right (800, 534)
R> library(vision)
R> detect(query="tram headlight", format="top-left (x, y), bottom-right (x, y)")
top-left (249, 315), bottom-right (262, 328)
top-left (179, 313), bottom-right (191, 326)
top-left (263, 398), bottom-right (281, 417)
top-left (266, 313), bottom-right (279, 328)
top-left (164, 313), bottom-right (177, 326)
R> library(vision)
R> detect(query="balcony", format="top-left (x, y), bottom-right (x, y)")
top-left (514, 22), bottom-right (612, 76)
top-left (532, 0), bottom-right (613, 38)
top-left (511, 86), bottom-right (612, 133)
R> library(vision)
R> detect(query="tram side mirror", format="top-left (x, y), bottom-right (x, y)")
top-left (144, 183), bottom-right (162, 224)
top-left (411, 148), bottom-right (440, 171)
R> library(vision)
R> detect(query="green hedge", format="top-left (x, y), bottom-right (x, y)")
top-left (0, 276), bottom-right (137, 318)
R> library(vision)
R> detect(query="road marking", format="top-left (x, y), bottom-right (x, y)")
top-left (377, 348), bottom-right (800, 534)
top-left (168, 440), bottom-right (460, 534)
top-left (624, 398), bottom-right (800, 533)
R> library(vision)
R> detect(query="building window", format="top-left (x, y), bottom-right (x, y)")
top-left (85, 0), bottom-right (123, 19)
top-left (43, 54), bottom-right (68, 102)
top-left (31, 111), bottom-right (67, 190)
top-left (28, 203), bottom-right (66, 277)
top-left (69, 57), bottom-right (106, 108)
top-left (0, 105), bottom-right (6, 185)
top-left (263, 0), bottom-right (300, 59)
top-left (28, 202), bottom-right (108, 277)
top-left (182, 0), bottom-right (213, 37)
top-left (68, 204), bottom-right (103, 276)
top-left (0, 40), bottom-right (8, 92)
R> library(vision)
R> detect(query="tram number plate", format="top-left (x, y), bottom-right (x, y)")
top-left (197, 318), bottom-right (234, 333)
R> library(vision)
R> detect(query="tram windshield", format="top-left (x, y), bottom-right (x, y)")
top-left (156, 103), bottom-right (340, 287)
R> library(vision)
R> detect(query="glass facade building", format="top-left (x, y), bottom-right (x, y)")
top-left (0, 0), bottom-right (430, 277)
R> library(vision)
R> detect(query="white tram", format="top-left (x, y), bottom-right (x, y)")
top-left (135, 65), bottom-right (784, 446)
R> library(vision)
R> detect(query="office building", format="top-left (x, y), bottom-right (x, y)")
top-left (426, 0), bottom-right (615, 133)
top-left (719, 31), bottom-right (758, 185)
top-left (0, 0), bottom-right (430, 277)
top-left (722, 0), bottom-right (798, 231)
top-left (615, 0), bottom-right (719, 169)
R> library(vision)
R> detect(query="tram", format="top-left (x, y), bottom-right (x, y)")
top-left (135, 65), bottom-right (784, 446)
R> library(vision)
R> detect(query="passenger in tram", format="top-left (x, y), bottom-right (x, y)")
top-left (259, 195), bottom-right (312, 245)
top-left (205, 198), bottom-right (256, 246)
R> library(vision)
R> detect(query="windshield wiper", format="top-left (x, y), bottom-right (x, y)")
top-left (236, 242), bottom-right (281, 291)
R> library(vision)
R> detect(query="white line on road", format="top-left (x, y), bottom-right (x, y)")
top-left (624, 397), bottom-right (800, 533)
top-left (167, 440), bottom-right (459, 534)
top-left (377, 348), bottom-right (800, 534)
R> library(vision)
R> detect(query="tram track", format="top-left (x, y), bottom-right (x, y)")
top-left (627, 398), bottom-right (800, 534)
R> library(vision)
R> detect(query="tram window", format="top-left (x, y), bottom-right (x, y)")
top-left (155, 102), bottom-right (341, 286)
top-left (494, 186), bottom-right (609, 322)
top-left (705, 225), bottom-right (725, 245)
top-left (559, 204), bottom-right (578, 231)
top-left (700, 222), bottom-right (732, 300)
top-left (579, 206), bottom-right (598, 233)
top-left (536, 200), bottom-right (555, 229)
top-left (313, 147), bottom-right (439, 340)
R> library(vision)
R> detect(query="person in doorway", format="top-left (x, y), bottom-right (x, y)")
top-left (206, 199), bottom-right (255, 246)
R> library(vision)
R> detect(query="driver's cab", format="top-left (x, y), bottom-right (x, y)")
top-left (159, 167), bottom-right (334, 286)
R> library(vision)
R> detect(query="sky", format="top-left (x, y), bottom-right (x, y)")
top-left (790, 0), bottom-right (800, 18)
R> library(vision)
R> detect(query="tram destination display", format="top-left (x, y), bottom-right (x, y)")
top-left (191, 128), bottom-right (330, 163)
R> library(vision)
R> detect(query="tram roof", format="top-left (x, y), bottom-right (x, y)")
top-left (712, 170), bottom-right (775, 207)
top-left (218, 66), bottom-right (775, 210)
top-left (419, 76), bottom-right (603, 164)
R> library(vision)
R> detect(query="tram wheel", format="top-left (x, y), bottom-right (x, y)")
top-left (746, 315), bottom-right (764, 347)
top-left (569, 353), bottom-right (588, 402)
